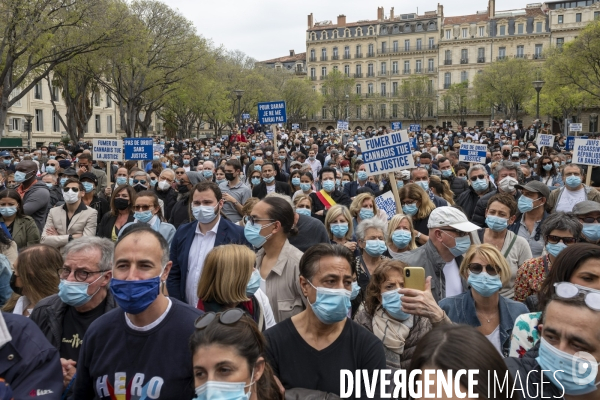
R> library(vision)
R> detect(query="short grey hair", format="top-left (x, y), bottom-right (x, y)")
top-left (160, 169), bottom-right (175, 180)
top-left (133, 170), bottom-right (149, 180)
top-left (355, 218), bottom-right (387, 242)
top-left (265, 192), bottom-right (293, 208)
top-left (541, 212), bottom-right (582, 239)
top-left (467, 164), bottom-right (488, 177)
top-left (63, 237), bottom-right (114, 272)
top-left (493, 160), bottom-right (522, 182)
top-left (410, 167), bottom-right (429, 179)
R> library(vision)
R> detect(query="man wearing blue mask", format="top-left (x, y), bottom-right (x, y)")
top-left (168, 182), bottom-right (248, 305)
top-left (264, 244), bottom-right (386, 398)
top-left (343, 163), bottom-right (379, 199)
top-left (73, 225), bottom-right (202, 399)
top-left (410, 167), bottom-right (448, 207)
top-left (251, 163), bottom-right (291, 200)
top-left (547, 164), bottom-right (600, 213)
top-left (418, 152), bottom-right (441, 177)
top-left (456, 164), bottom-right (493, 221)
top-left (438, 157), bottom-right (469, 199)
top-left (573, 200), bottom-right (600, 245)
top-left (397, 207), bottom-right (479, 303)
top-left (31, 237), bottom-right (117, 394)
top-left (506, 294), bottom-right (600, 399)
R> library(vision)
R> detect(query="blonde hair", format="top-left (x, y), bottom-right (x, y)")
top-left (459, 244), bottom-right (511, 286)
top-left (349, 192), bottom-right (378, 219)
top-left (386, 214), bottom-right (417, 251)
top-left (429, 175), bottom-right (455, 205)
top-left (324, 205), bottom-right (353, 241)
top-left (398, 183), bottom-right (435, 220)
top-left (197, 244), bottom-right (255, 304)
top-left (293, 194), bottom-right (312, 208)
top-left (239, 197), bottom-right (260, 226)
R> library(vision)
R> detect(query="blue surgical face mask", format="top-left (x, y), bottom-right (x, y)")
top-left (416, 181), bottom-right (429, 191)
top-left (13, 171), bottom-right (28, 183)
top-left (343, 167), bottom-right (350, 173)
top-left (0, 207), bottom-right (17, 217)
top-left (357, 171), bottom-right (368, 181)
top-left (364, 239), bottom-right (387, 257)
top-left (391, 230), bottom-right (412, 249)
top-left (244, 221), bottom-right (275, 248)
top-left (128, 178), bottom-right (135, 186)
top-left (441, 169), bottom-right (453, 178)
top-left (306, 280), bottom-right (351, 324)
top-left (472, 178), bottom-right (488, 192)
top-left (153, 155), bottom-right (160, 161)
top-left (134, 210), bottom-right (154, 223)
top-left (150, 179), bottom-right (157, 188)
top-left (60, 178), bottom-right (68, 187)
top-left (468, 271), bottom-right (502, 297)
top-left (82, 182), bottom-right (94, 193)
top-left (402, 204), bottom-right (418, 216)
top-left (110, 269), bottom-right (164, 314)
top-left (441, 231), bottom-right (472, 257)
top-left (58, 275), bottom-right (104, 307)
top-left (203, 170), bottom-right (213, 178)
top-left (330, 223), bottom-right (349, 238)
top-left (350, 281), bottom-right (360, 300)
top-left (296, 208), bottom-right (311, 217)
top-left (46, 166), bottom-right (56, 175)
top-left (263, 176), bottom-right (275, 184)
top-left (300, 183), bottom-right (311, 192)
top-left (116, 177), bottom-right (128, 186)
top-left (194, 376), bottom-right (254, 400)
top-left (322, 180), bottom-right (335, 192)
top-left (381, 289), bottom-right (411, 321)
top-left (543, 164), bottom-right (553, 171)
top-left (254, 165), bottom-right (262, 172)
top-left (536, 337), bottom-right (600, 396)
top-left (397, 181), bottom-right (404, 189)
top-left (583, 223), bottom-right (600, 242)
top-left (517, 196), bottom-right (536, 213)
top-left (566, 175), bottom-right (582, 188)
top-left (359, 208), bottom-right (374, 220)
top-left (246, 270), bottom-right (261, 297)
top-left (251, 178), bottom-right (261, 186)
top-left (546, 242), bottom-right (567, 258)
top-left (291, 177), bottom-right (301, 186)
top-left (485, 215), bottom-right (508, 232)
top-left (192, 204), bottom-right (218, 224)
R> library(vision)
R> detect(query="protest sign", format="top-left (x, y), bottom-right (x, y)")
top-left (570, 123), bottom-right (583, 132)
top-left (573, 138), bottom-right (600, 186)
top-left (391, 122), bottom-right (402, 130)
top-left (409, 124), bottom-right (421, 132)
top-left (358, 130), bottom-right (414, 176)
top-left (292, 123), bottom-right (299, 130)
top-left (375, 191), bottom-right (397, 220)
top-left (337, 121), bottom-right (349, 130)
top-left (257, 101), bottom-right (286, 124)
top-left (93, 139), bottom-right (123, 161)
top-left (566, 136), bottom-right (588, 151)
top-left (124, 138), bottom-right (153, 160)
top-left (458, 143), bottom-right (487, 164)
top-left (536, 134), bottom-right (555, 149)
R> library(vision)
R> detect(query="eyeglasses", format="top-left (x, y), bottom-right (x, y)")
top-left (133, 205), bottom-right (154, 211)
top-left (468, 263), bottom-right (499, 276)
top-left (554, 282), bottom-right (600, 311)
top-left (63, 187), bottom-right (80, 193)
top-left (245, 215), bottom-right (274, 226)
top-left (440, 228), bottom-right (470, 238)
top-left (546, 235), bottom-right (577, 245)
top-left (132, 179), bottom-right (147, 185)
top-left (469, 174), bottom-right (486, 181)
top-left (580, 217), bottom-right (600, 223)
top-left (57, 267), bottom-right (103, 282)
top-left (194, 309), bottom-right (246, 330)
top-left (175, 171), bottom-right (185, 175)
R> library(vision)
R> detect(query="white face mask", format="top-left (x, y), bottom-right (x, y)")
top-left (62, 189), bottom-right (80, 204)
top-left (157, 180), bottom-right (170, 191)
top-left (499, 176), bottom-right (518, 193)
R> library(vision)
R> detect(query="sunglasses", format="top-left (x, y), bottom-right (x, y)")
top-left (554, 282), bottom-right (600, 311)
top-left (541, 162), bottom-right (552, 166)
top-left (469, 174), bottom-right (486, 181)
top-left (194, 309), bottom-right (246, 330)
top-left (63, 187), bottom-right (80, 193)
top-left (440, 229), bottom-right (470, 238)
top-left (546, 235), bottom-right (577, 245)
top-left (580, 217), bottom-right (600, 223)
top-left (468, 263), bottom-right (498, 276)
top-left (132, 179), bottom-right (147, 185)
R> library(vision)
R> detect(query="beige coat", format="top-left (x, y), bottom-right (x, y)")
top-left (256, 240), bottom-right (306, 323)
top-left (40, 204), bottom-right (97, 251)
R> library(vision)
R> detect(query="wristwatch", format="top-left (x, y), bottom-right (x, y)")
top-left (416, 232), bottom-right (422, 241)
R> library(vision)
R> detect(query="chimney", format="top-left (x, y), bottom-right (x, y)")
top-left (337, 14), bottom-right (346, 26)
top-left (438, 3), bottom-right (444, 19)
top-left (377, 6), bottom-right (384, 21)
top-left (308, 13), bottom-right (314, 29)
top-left (390, 7), bottom-right (395, 19)
top-left (289, 50), bottom-right (295, 57)
top-left (488, 0), bottom-right (495, 18)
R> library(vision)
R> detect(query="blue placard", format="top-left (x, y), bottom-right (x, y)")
top-left (242, 113), bottom-right (250, 120)
top-left (391, 122), bottom-right (402, 130)
top-left (337, 120), bottom-right (349, 130)
top-left (566, 136), bottom-right (588, 151)
top-left (153, 144), bottom-right (164, 155)
top-left (124, 138), bottom-right (153, 160)
top-left (291, 123), bottom-right (300, 130)
top-left (258, 101), bottom-right (287, 124)
top-left (409, 137), bottom-right (418, 150)
top-left (266, 132), bottom-right (274, 140)
top-left (409, 124), bottom-right (421, 132)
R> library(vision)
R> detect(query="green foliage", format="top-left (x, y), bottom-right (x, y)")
top-left (400, 76), bottom-right (436, 124)
top-left (322, 70), bottom-right (358, 120)
top-left (441, 81), bottom-right (472, 125)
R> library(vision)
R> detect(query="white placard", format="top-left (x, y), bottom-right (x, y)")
top-left (375, 191), bottom-right (397, 220)
top-left (358, 130), bottom-right (414, 176)
top-left (458, 143), bottom-right (487, 163)
top-left (536, 134), bottom-right (555, 148)
top-left (570, 123), bottom-right (583, 132)
top-left (573, 139), bottom-right (600, 166)
top-left (92, 139), bottom-right (123, 161)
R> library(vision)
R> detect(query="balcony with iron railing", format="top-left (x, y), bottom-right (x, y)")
top-left (379, 71), bottom-right (388, 77)
top-left (355, 53), bottom-right (363, 58)
top-left (391, 70), bottom-right (399, 75)
top-left (403, 69), bottom-right (411, 75)
top-left (332, 55), bottom-right (339, 60)
top-left (377, 44), bottom-right (438, 55)
top-left (426, 68), bottom-right (437, 74)
top-left (310, 76), bottom-right (317, 81)
top-left (320, 76), bottom-right (327, 80)
top-left (414, 69), bottom-right (423, 74)
top-left (367, 72), bottom-right (375, 77)
top-left (309, 56), bottom-right (317, 62)
top-left (354, 73), bottom-right (363, 78)
top-left (444, 59), bottom-right (452, 65)
top-left (497, 55), bottom-right (507, 60)
top-left (367, 52), bottom-right (375, 57)
top-left (343, 54), bottom-right (351, 59)
top-left (460, 58), bottom-right (469, 64)
top-left (533, 53), bottom-right (544, 59)
top-left (444, 83), bottom-right (451, 89)
top-left (320, 56), bottom-right (328, 61)
top-left (477, 57), bottom-right (485, 63)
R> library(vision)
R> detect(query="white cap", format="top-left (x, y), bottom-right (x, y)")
top-left (427, 207), bottom-right (479, 232)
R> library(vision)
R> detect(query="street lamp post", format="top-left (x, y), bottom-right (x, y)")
top-left (234, 90), bottom-right (244, 130)
top-left (24, 114), bottom-right (33, 151)
top-left (533, 80), bottom-right (545, 120)
top-left (345, 94), bottom-right (349, 126)
top-left (591, 113), bottom-right (598, 134)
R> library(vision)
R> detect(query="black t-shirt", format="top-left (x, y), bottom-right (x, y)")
top-left (264, 317), bottom-right (387, 399)
top-left (60, 298), bottom-right (107, 361)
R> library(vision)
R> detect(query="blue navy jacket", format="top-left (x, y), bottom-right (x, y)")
top-left (0, 312), bottom-right (63, 398)
top-left (439, 289), bottom-right (529, 357)
top-left (167, 217), bottom-right (250, 302)
top-left (343, 181), bottom-right (379, 198)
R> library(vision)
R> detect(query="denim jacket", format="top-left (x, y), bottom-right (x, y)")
top-left (439, 289), bottom-right (529, 357)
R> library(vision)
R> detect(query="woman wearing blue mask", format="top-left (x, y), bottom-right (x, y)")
top-left (118, 191), bottom-right (176, 247)
top-left (398, 184), bottom-right (436, 246)
top-left (0, 189), bottom-right (39, 250)
top-left (355, 260), bottom-right (451, 369)
top-left (249, 170), bottom-right (262, 191)
top-left (291, 171), bottom-right (314, 202)
top-left (349, 193), bottom-right (379, 229)
top-left (288, 170), bottom-right (302, 194)
top-left (190, 309), bottom-right (283, 400)
top-left (440, 244), bottom-right (528, 356)
top-left (196, 245), bottom-right (275, 330)
top-left (475, 193), bottom-right (532, 299)
top-left (263, 243), bottom-right (386, 397)
top-left (293, 194), bottom-right (313, 218)
top-left (385, 214), bottom-right (416, 259)
top-left (324, 205), bottom-right (358, 254)
top-left (535, 156), bottom-right (563, 188)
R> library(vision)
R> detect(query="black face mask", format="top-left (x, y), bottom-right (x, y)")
top-left (10, 273), bottom-right (22, 296)
top-left (133, 184), bottom-right (147, 193)
top-left (503, 150), bottom-right (511, 157)
top-left (114, 198), bottom-right (130, 210)
top-left (225, 173), bottom-right (235, 181)
top-left (178, 184), bottom-right (190, 194)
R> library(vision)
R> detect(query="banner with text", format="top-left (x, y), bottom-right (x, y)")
top-left (124, 138), bottom-right (153, 160)
top-left (375, 191), bottom-right (397, 220)
top-left (459, 143), bottom-right (487, 164)
top-left (358, 130), bottom-right (414, 176)
top-left (337, 120), bottom-right (349, 130)
top-left (566, 136), bottom-right (588, 151)
top-left (257, 101), bottom-right (287, 125)
top-left (93, 139), bottom-right (123, 161)
top-left (391, 122), bottom-right (402, 130)
top-left (573, 139), bottom-right (600, 166)
top-left (536, 134), bottom-right (555, 148)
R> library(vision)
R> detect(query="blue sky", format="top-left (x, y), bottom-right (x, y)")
top-left (162, 0), bottom-right (535, 61)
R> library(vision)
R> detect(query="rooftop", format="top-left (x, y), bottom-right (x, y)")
top-left (260, 52), bottom-right (306, 64)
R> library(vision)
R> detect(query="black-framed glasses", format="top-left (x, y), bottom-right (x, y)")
top-left (57, 267), bottom-right (102, 282)
top-left (63, 187), bottom-right (79, 193)
top-left (468, 263), bottom-right (499, 276)
top-left (245, 216), bottom-right (274, 226)
top-left (439, 229), bottom-right (470, 238)
top-left (580, 217), bottom-right (600, 224)
top-left (546, 235), bottom-right (577, 245)
top-left (469, 174), bottom-right (486, 181)
top-left (194, 309), bottom-right (246, 330)
top-left (554, 282), bottom-right (600, 311)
